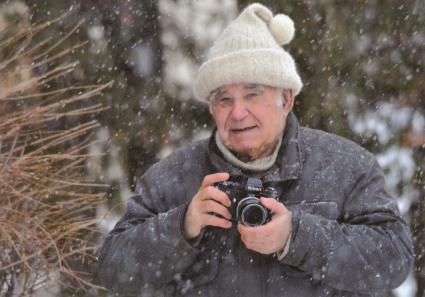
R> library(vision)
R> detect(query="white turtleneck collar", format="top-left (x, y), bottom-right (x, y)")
top-left (214, 131), bottom-right (283, 172)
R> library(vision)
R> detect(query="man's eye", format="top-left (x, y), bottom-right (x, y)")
top-left (218, 97), bottom-right (232, 105)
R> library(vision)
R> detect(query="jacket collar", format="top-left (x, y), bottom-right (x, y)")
top-left (208, 112), bottom-right (303, 182)
top-left (276, 112), bottom-right (303, 181)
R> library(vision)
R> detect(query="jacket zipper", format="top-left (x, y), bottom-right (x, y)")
top-left (260, 256), bottom-right (266, 297)
top-left (237, 243), bottom-right (241, 297)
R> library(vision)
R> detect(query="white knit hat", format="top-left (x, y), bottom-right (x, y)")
top-left (193, 3), bottom-right (303, 102)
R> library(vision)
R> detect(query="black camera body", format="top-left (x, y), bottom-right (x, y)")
top-left (215, 176), bottom-right (279, 227)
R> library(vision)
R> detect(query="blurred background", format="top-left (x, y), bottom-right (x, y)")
top-left (0, 0), bottom-right (424, 296)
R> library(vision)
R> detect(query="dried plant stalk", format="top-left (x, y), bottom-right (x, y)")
top-left (0, 6), bottom-right (109, 296)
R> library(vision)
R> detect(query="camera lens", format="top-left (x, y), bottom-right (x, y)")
top-left (237, 197), bottom-right (268, 227)
top-left (241, 204), bottom-right (267, 226)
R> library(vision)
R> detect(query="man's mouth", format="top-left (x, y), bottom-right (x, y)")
top-left (230, 125), bottom-right (257, 133)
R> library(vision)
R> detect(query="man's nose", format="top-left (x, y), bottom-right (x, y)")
top-left (230, 98), bottom-right (249, 120)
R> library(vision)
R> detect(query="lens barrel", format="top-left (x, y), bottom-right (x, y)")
top-left (237, 197), bottom-right (268, 227)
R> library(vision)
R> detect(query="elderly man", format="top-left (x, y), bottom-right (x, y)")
top-left (98, 3), bottom-right (413, 296)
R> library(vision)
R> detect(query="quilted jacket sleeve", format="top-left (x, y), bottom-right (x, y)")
top-left (97, 166), bottom-right (201, 296)
top-left (281, 159), bottom-right (413, 293)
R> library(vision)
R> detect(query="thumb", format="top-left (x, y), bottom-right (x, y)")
top-left (260, 197), bottom-right (285, 214)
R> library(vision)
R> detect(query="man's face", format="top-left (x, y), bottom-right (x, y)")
top-left (209, 83), bottom-right (294, 160)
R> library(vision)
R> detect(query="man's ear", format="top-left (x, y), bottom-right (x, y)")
top-left (282, 89), bottom-right (294, 112)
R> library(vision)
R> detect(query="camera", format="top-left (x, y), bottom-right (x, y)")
top-left (215, 176), bottom-right (279, 227)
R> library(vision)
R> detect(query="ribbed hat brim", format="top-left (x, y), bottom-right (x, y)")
top-left (193, 48), bottom-right (303, 102)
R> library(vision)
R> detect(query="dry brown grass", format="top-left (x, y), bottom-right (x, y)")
top-left (0, 6), bottom-right (110, 296)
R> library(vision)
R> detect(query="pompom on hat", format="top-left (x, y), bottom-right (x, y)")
top-left (193, 3), bottom-right (303, 102)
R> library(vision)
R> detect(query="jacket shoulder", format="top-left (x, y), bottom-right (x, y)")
top-left (145, 138), bottom-right (210, 181)
top-left (299, 127), bottom-right (375, 165)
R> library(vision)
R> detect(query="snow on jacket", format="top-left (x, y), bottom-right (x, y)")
top-left (98, 112), bottom-right (413, 297)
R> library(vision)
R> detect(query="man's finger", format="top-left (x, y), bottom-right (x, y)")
top-left (204, 215), bottom-right (232, 229)
top-left (260, 197), bottom-right (285, 214)
top-left (237, 222), bottom-right (263, 235)
top-left (201, 172), bottom-right (229, 187)
top-left (237, 220), bottom-right (274, 236)
top-left (204, 186), bottom-right (231, 207)
top-left (202, 200), bottom-right (232, 219)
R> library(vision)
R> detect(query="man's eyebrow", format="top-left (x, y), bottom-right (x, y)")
top-left (244, 84), bottom-right (264, 92)
top-left (209, 87), bottom-right (227, 102)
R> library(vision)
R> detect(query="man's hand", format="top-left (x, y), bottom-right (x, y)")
top-left (238, 197), bottom-right (292, 254)
top-left (184, 172), bottom-right (232, 240)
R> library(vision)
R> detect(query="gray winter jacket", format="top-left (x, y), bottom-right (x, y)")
top-left (98, 113), bottom-right (413, 297)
